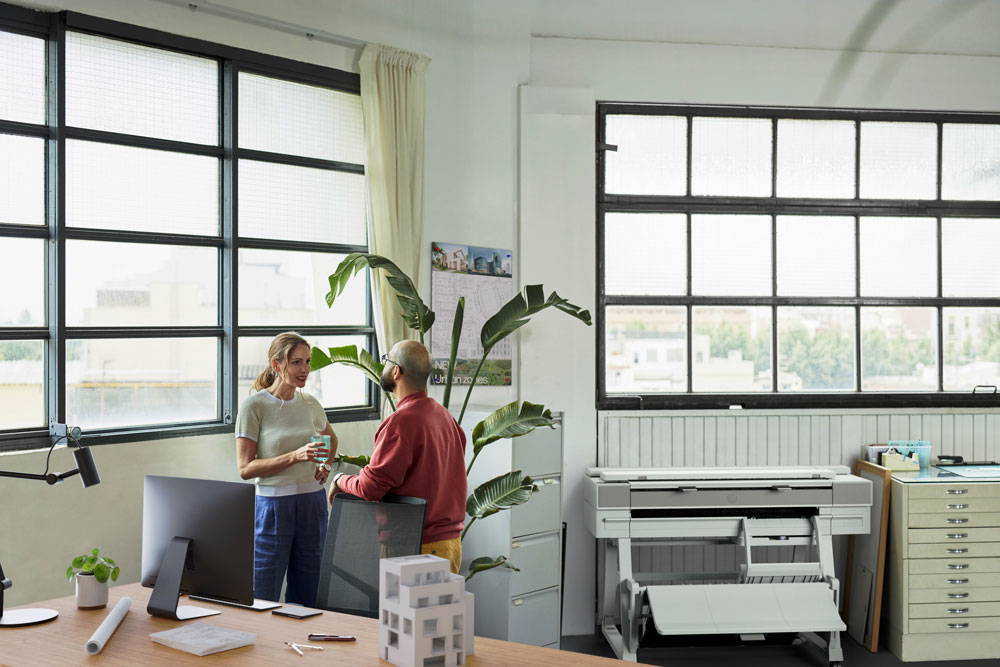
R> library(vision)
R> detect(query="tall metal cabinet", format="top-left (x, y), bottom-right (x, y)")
top-left (461, 414), bottom-right (563, 648)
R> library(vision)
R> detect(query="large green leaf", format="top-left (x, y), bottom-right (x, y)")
top-left (335, 454), bottom-right (371, 468)
top-left (471, 401), bottom-right (556, 456)
top-left (466, 471), bottom-right (536, 521)
top-left (310, 344), bottom-right (383, 385)
top-left (326, 253), bottom-right (434, 337)
top-left (465, 555), bottom-right (520, 582)
top-left (441, 296), bottom-right (464, 410)
top-left (480, 284), bottom-right (591, 355)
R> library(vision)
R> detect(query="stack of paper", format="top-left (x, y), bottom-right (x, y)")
top-left (150, 622), bottom-right (256, 656)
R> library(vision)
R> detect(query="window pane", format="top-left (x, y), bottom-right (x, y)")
top-left (776, 119), bottom-right (855, 198)
top-left (0, 31), bottom-right (45, 124)
top-left (239, 160), bottom-right (366, 246)
top-left (861, 307), bottom-right (937, 391)
top-left (239, 249), bottom-right (366, 326)
top-left (776, 216), bottom-right (855, 296)
top-left (692, 214), bottom-right (771, 296)
top-left (859, 122), bottom-right (936, 199)
top-left (65, 337), bottom-right (219, 430)
top-left (691, 116), bottom-right (772, 197)
top-left (0, 133), bottom-right (44, 225)
top-left (777, 307), bottom-right (855, 391)
top-left (0, 340), bottom-right (44, 428)
top-left (605, 306), bottom-right (686, 393)
top-left (239, 335), bottom-right (369, 408)
top-left (604, 213), bottom-right (686, 295)
top-left (66, 140), bottom-right (219, 235)
top-left (942, 218), bottom-right (1000, 297)
top-left (0, 237), bottom-right (44, 325)
top-left (66, 241), bottom-right (217, 327)
top-left (693, 306), bottom-right (771, 392)
top-left (238, 72), bottom-right (364, 164)
top-left (942, 124), bottom-right (1000, 201)
top-left (604, 115), bottom-right (686, 195)
top-left (66, 32), bottom-right (218, 145)
top-left (860, 217), bottom-right (936, 297)
top-left (943, 308), bottom-right (1000, 391)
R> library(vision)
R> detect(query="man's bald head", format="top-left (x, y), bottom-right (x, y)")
top-left (391, 340), bottom-right (431, 390)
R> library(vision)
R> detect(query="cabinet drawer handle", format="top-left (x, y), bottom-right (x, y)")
top-left (946, 489), bottom-right (969, 495)
top-left (946, 533), bottom-right (969, 539)
top-left (948, 564), bottom-right (970, 570)
top-left (947, 608), bottom-right (970, 614)
top-left (947, 623), bottom-right (970, 629)
top-left (947, 504), bottom-right (969, 510)
top-left (947, 579), bottom-right (970, 585)
top-left (513, 599), bottom-right (524, 606)
top-left (947, 593), bottom-right (970, 599)
top-left (946, 548), bottom-right (969, 554)
top-left (678, 486), bottom-right (698, 493)
top-left (772, 485), bottom-right (792, 492)
top-left (946, 518), bottom-right (969, 524)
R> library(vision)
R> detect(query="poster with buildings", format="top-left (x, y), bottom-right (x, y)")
top-left (430, 242), bottom-right (513, 386)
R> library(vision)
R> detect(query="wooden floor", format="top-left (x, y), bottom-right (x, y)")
top-left (559, 631), bottom-right (1000, 667)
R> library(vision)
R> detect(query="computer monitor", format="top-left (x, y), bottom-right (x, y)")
top-left (141, 475), bottom-right (255, 620)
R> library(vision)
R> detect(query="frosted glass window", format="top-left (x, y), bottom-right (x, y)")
top-left (860, 217), bottom-right (936, 297)
top-left (859, 122), bottom-right (936, 199)
top-left (0, 238), bottom-right (44, 326)
top-left (239, 72), bottom-right (365, 164)
top-left (238, 249), bottom-right (367, 326)
top-left (777, 216), bottom-right (855, 297)
top-left (604, 213), bottom-right (686, 295)
top-left (692, 215), bottom-right (771, 296)
top-left (66, 140), bottom-right (219, 235)
top-left (861, 308), bottom-right (937, 391)
top-left (0, 340), bottom-right (44, 429)
top-left (942, 218), bottom-right (1000, 297)
top-left (66, 32), bottom-right (218, 144)
top-left (776, 119), bottom-right (855, 198)
top-left (66, 241), bottom-right (217, 327)
top-left (65, 338), bottom-right (219, 430)
top-left (777, 307), bottom-right (856, 391)
top-left (692, 117), bottom-right (772, 197)
top-left (0, 31), bottom-right (45, 124)
top-left (942, 124), bottom-right (1000, 201)
top-left (239, 160), bottom-right (366, 246)
top-left (605, 115), bottom-right (686, 195)
top-left (605, 306), bottom-right (687, 393)
top-left (943, 308), bottom-right (1000, 391)
top-left (692, 306), bottom-right (772, 392)
top-left (239, 335), bottom-right (368, 408)
top-left (0, 134), bottom-right (44, 225)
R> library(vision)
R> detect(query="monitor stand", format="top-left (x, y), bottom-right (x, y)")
top-left (188, 595), bottom-right (281, 611)
top-left (147, 536), bottom-right (220, 621)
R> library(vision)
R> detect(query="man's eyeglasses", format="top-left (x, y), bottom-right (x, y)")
top-left (381, 353), bottom-right (403, 371)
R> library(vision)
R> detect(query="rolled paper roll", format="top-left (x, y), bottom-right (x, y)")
top-left (85, 596), bottom-right (132, 655)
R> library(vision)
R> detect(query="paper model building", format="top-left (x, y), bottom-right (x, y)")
top-left (379, 554), bottom-right (475, 667)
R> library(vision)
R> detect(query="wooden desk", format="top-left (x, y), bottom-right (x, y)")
top-left (3, 583), bottom-right (634, 666)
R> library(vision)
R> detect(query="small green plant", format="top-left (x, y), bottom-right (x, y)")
top-left (66, 548), bottom-right (120, 584)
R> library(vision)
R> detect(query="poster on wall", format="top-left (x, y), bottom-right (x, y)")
top-left (430, 242), bottom-right (513, 386)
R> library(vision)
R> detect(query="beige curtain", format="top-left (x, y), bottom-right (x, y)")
top-left (359, 44), bottom-right (431, 353)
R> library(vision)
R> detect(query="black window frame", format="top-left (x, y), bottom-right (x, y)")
top-left (0, 4), bottom-right (380, 452)
top-left (597, 101), bottom-right (1000, 411)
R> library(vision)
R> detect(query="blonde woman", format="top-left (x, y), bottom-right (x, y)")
top-left (235, 331), bottom-right (338, 606)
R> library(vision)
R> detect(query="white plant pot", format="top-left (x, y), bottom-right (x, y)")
top-left (75, 573), bottom-right (108, 609)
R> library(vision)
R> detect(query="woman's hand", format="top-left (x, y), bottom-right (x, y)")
top-left (293, 440), bottom-right (329, 463)
top-left (314, 465), bottom-right (330, 484)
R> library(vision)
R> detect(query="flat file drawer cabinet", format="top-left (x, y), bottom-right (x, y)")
top-left (888, 477), bottom-right (1000, 661)
top-left (463, 415), bottom-right (563, 648)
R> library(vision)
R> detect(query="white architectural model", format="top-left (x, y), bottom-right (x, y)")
top-left (379, 555), bottom-right (474, 667)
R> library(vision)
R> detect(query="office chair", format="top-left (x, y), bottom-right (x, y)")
top-left (315, 493), bottom-right (426, 618)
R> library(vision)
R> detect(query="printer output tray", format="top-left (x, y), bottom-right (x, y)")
top-left (646, 582), bottom-right (846, 636)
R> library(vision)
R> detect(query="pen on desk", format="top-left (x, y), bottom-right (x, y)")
top-left (308, 633), bottom-right (357, 641)
top-left (285, 641), bottom-right (305, 656)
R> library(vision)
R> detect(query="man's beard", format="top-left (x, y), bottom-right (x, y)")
top-left (380, 369), bottom-right (396, 393)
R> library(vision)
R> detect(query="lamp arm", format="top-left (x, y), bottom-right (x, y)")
top-left (0, 468), bottom-right (80, 485)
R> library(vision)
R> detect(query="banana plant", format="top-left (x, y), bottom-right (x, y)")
top-left (313, 253), bottom-right (591, 579)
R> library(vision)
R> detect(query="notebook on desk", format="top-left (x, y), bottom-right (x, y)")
top-left (150, 622), bottom-right (256, 656)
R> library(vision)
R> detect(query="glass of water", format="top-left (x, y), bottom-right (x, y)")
top-left (312, 434), bottom-right (331, 465)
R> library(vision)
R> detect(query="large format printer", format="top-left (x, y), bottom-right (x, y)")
top-left (585, 466), bottom-right (872, 665)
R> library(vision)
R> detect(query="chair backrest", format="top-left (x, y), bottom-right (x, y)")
top-left (315, 493), bottom-right (426, 617)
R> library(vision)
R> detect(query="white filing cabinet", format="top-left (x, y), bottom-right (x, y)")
top-left (887, 474), bottom-right (1000, 661)
top-left (461, 415), bottom-right (563, 648)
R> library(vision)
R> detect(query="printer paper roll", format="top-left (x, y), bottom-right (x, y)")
top-left (85, 596), bottom-right (131, 655)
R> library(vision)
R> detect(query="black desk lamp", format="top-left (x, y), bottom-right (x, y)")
top-left (0, 427), bottom-right (100, 627)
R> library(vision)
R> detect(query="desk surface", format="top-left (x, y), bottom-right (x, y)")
top-left (4, 583), bottom-right (631, 666)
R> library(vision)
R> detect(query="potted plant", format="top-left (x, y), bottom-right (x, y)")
top-left (311, 253), bottom-right (591, 579)
top-left (66, 548), bottom-right (119, 609)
